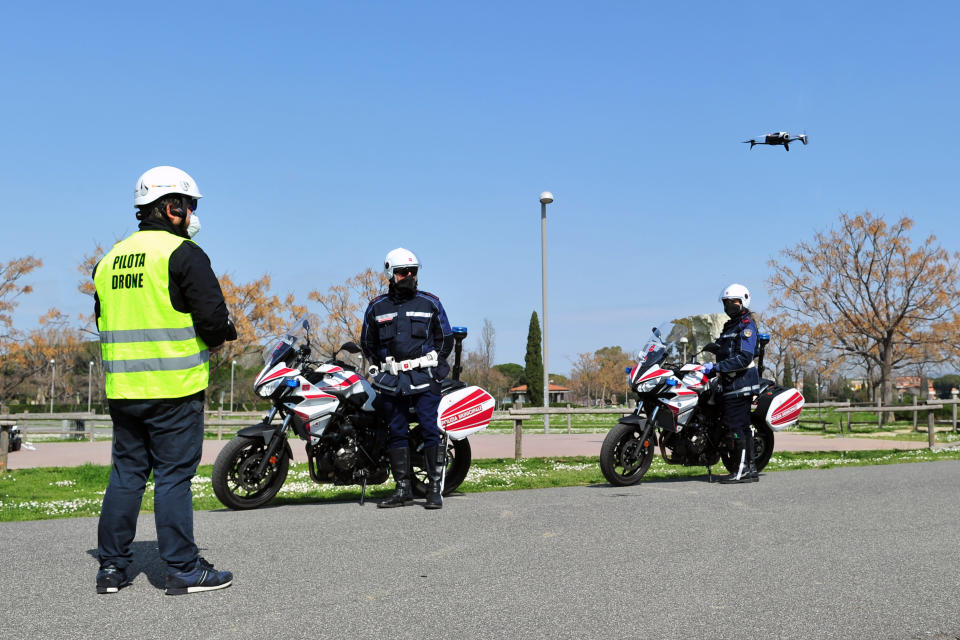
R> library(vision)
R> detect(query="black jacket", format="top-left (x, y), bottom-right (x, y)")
top-left (93, 217), bottom-right (233, 348)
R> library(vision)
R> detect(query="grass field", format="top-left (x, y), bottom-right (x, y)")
top-left (2, 447), bottom-right (959, 522)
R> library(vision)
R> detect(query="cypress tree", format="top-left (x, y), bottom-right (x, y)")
top-left (524, 311), bottom-right (544, 407)
top-left (782, 355), bottom-right (794, 388)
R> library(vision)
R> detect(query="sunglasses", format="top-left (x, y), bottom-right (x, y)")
top-left (394, 267), bottom-right (418, 277)
top-left (185, 197), bottom-right (198, 212)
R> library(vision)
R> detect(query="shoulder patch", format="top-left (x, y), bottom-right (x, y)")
top-left (417, 290), bottom-right (440, 301)
top-left (743, 328), bottom-right (753, 338)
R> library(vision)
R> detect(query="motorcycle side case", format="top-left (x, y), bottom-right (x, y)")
top-left (438, 385), bottom-right (495, 441)
top-left (753, 384), bottom-right (805, 431)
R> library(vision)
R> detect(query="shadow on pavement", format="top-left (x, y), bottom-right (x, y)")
top-left (86, 541), bottom-right (167, 589)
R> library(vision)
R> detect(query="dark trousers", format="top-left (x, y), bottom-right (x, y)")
top-left (722, 394), bottom-right (753, 461)
top-left (382, 391), bottom-right (442, 450)
top-left (97, 393), bottom-right (204, 573)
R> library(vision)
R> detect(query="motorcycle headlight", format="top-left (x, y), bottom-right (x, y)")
top-left (257, 379), bottom-right (282, 398)
top-left (637, 377), bottom-right (661, 393)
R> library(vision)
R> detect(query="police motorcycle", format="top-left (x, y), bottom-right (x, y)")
top-left (598, 321), bottom-right (804, 485)
top-left (211, 317), bottom-right (495, 509)
top-left (6, 424), bottom-right (22, 452)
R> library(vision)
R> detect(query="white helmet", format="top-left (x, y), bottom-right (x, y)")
top-left (383, 247), bottom-right (420, 278)
top-left (719, 283), bottom-right (751, 309)
top-left (134, 166), bottom-right (203, 207)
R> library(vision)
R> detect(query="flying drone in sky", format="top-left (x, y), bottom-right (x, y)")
top-left (742, 132), bottom-right (809, 151)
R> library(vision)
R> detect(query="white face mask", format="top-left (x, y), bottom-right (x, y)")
top-left (186, 213), bottom-right (201, 238)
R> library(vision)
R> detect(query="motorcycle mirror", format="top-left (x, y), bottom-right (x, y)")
top-left (339, 341), bottom-right (362, 354)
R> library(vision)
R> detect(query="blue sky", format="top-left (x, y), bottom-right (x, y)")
top-left (2, 1), bottom-right (958, 373)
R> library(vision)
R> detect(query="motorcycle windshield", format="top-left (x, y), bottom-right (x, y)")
top-left (261, 316), bottom-right (311, 367)
top-left (633, 321), bottom-right (675, 376)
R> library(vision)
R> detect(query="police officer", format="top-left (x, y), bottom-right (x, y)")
top-left (703, 283), bottom-right (761, 484)
top-left (93, 166), bottom-right (237, 594)
top-left (361, 248), bottom-right (454, 509)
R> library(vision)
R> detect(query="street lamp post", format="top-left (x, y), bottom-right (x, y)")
top-left (49, 359), bottom-right (55, 413)
top-left (87, 361), bottom-right (94, 413)
top-left (680, 336), bottom-right (688, 363)
top-left (230, 360), bottom-right (237, 413)
top-left (539, 191), bottom-right (553, 433)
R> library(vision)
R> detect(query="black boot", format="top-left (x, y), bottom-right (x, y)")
top-left (379, 448), bottom-right (414, 508)
top-left (423, 445), bottom-right (444, 510)
top-left (719, 440), bottom-right (752, 484)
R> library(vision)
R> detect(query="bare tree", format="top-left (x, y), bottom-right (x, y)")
top-left (768, 212), bottom-right (960, 408)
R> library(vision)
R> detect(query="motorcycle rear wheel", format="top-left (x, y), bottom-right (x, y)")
top-left (720, 421), bottom-right (774, 474)
top-left (600, 422), bottom-right (655, 486)
top-left (212, 437), bottom-right (290, 510)
top-left (411, 437), bottom-right (472, 497)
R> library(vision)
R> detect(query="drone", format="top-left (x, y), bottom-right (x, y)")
top-left (742, 131), bottom-right (808, 151)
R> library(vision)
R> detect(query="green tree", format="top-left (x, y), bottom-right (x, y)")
top-left (933, 374), bottom-right (960, 399)
top-left (494, 363), bottom-right (525, 387)
top-left (802, 370), bottom-right (817, 401)
top-left (782, 355), bottom-right (793, 388)
top-left (524, 311), bottom-right (543, 407)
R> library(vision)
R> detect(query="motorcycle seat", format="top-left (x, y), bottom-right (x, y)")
top-left (441, 379), bottom-right (467, 395)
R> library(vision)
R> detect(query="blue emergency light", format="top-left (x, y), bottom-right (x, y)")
top-left (284, 378), bottom-right (300, 388)
top-left (665, 378), bottom-right (678, 386)
top-left (759, 333), bottom-right (770, 341)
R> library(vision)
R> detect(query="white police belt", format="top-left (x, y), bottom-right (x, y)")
top-left (380, 351), bottom-right (439, 376)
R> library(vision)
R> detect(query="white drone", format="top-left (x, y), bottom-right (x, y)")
top-left (742, 131), bottom-right (809, 151)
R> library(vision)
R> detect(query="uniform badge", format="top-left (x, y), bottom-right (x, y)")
top-left (744, 329), bottom-right (753, 338)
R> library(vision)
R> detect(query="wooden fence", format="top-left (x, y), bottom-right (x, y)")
top-left (2, 398), bottom-right (956, 467)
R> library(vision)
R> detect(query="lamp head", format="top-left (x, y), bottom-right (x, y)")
top-left (539, 191), bottom-right (554, 204)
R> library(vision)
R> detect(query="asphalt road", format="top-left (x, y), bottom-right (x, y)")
top-left (2, 461), bottom-right (958, 640)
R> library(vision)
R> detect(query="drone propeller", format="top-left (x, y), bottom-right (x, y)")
top-left (742, 140), bottom-right (757, 149)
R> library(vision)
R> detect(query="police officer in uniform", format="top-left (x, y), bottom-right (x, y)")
top-left (703, 283), bottom-right (761, 484)
top-left (93, 166), bottom-right (237, 594)
top-left (361, 248), bottom-right (454, 509)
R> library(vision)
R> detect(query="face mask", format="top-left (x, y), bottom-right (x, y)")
top-left (395, 276), bottom-right (417, 294)
top-left (723, 300), bottom-right (741, 318)
top-left (186, 213), bottom-right (201, 238)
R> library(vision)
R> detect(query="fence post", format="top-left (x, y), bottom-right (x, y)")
top-left (567, 413), bottom-right (571, 434)
top-left (0, 423), bottom-right (9, 472)
top-left (912, 394), bottom-right (918, 432)
top-left (513, 417), bottom-right (523, 461)
top-left (928, 409), bottom-right (936, 449)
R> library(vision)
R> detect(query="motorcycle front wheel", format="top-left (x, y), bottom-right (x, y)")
top-left (720, 421), bottom-right (774, 474)
top-left (411, 437), bottom-right (472, 497)
top-left (212, 437), bottom-right (290, 510)
top-left (600, 422), bottom-right (655, 486)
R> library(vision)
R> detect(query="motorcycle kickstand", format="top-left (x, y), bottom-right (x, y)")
top-left (358, 470), bottom-right (368, 506)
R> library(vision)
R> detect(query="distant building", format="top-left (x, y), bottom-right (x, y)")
top-left (894, 376), bottom-right (923, 400)
top-left (509, 383), bottom-right (570, 405)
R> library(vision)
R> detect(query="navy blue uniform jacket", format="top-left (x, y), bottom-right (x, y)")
top-left (715, 311), bottom-right (761, 398)
top-left (361, 289), bottom-right (454, 396)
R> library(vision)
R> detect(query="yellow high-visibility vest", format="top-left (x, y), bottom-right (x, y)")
top-left (94, 230), bottom-right (209, 399)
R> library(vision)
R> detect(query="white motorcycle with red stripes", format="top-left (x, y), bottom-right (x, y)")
top-left (599, 321), bottom-right (804, 485)
top-left (212, 318), bottom-right (494, 509)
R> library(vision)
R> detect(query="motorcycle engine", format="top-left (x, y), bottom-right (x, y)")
top-left (334, 440), bottom-right (359, 472)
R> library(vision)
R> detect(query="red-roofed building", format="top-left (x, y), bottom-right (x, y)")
top-left (509, 383), bottom-right (570, 406)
